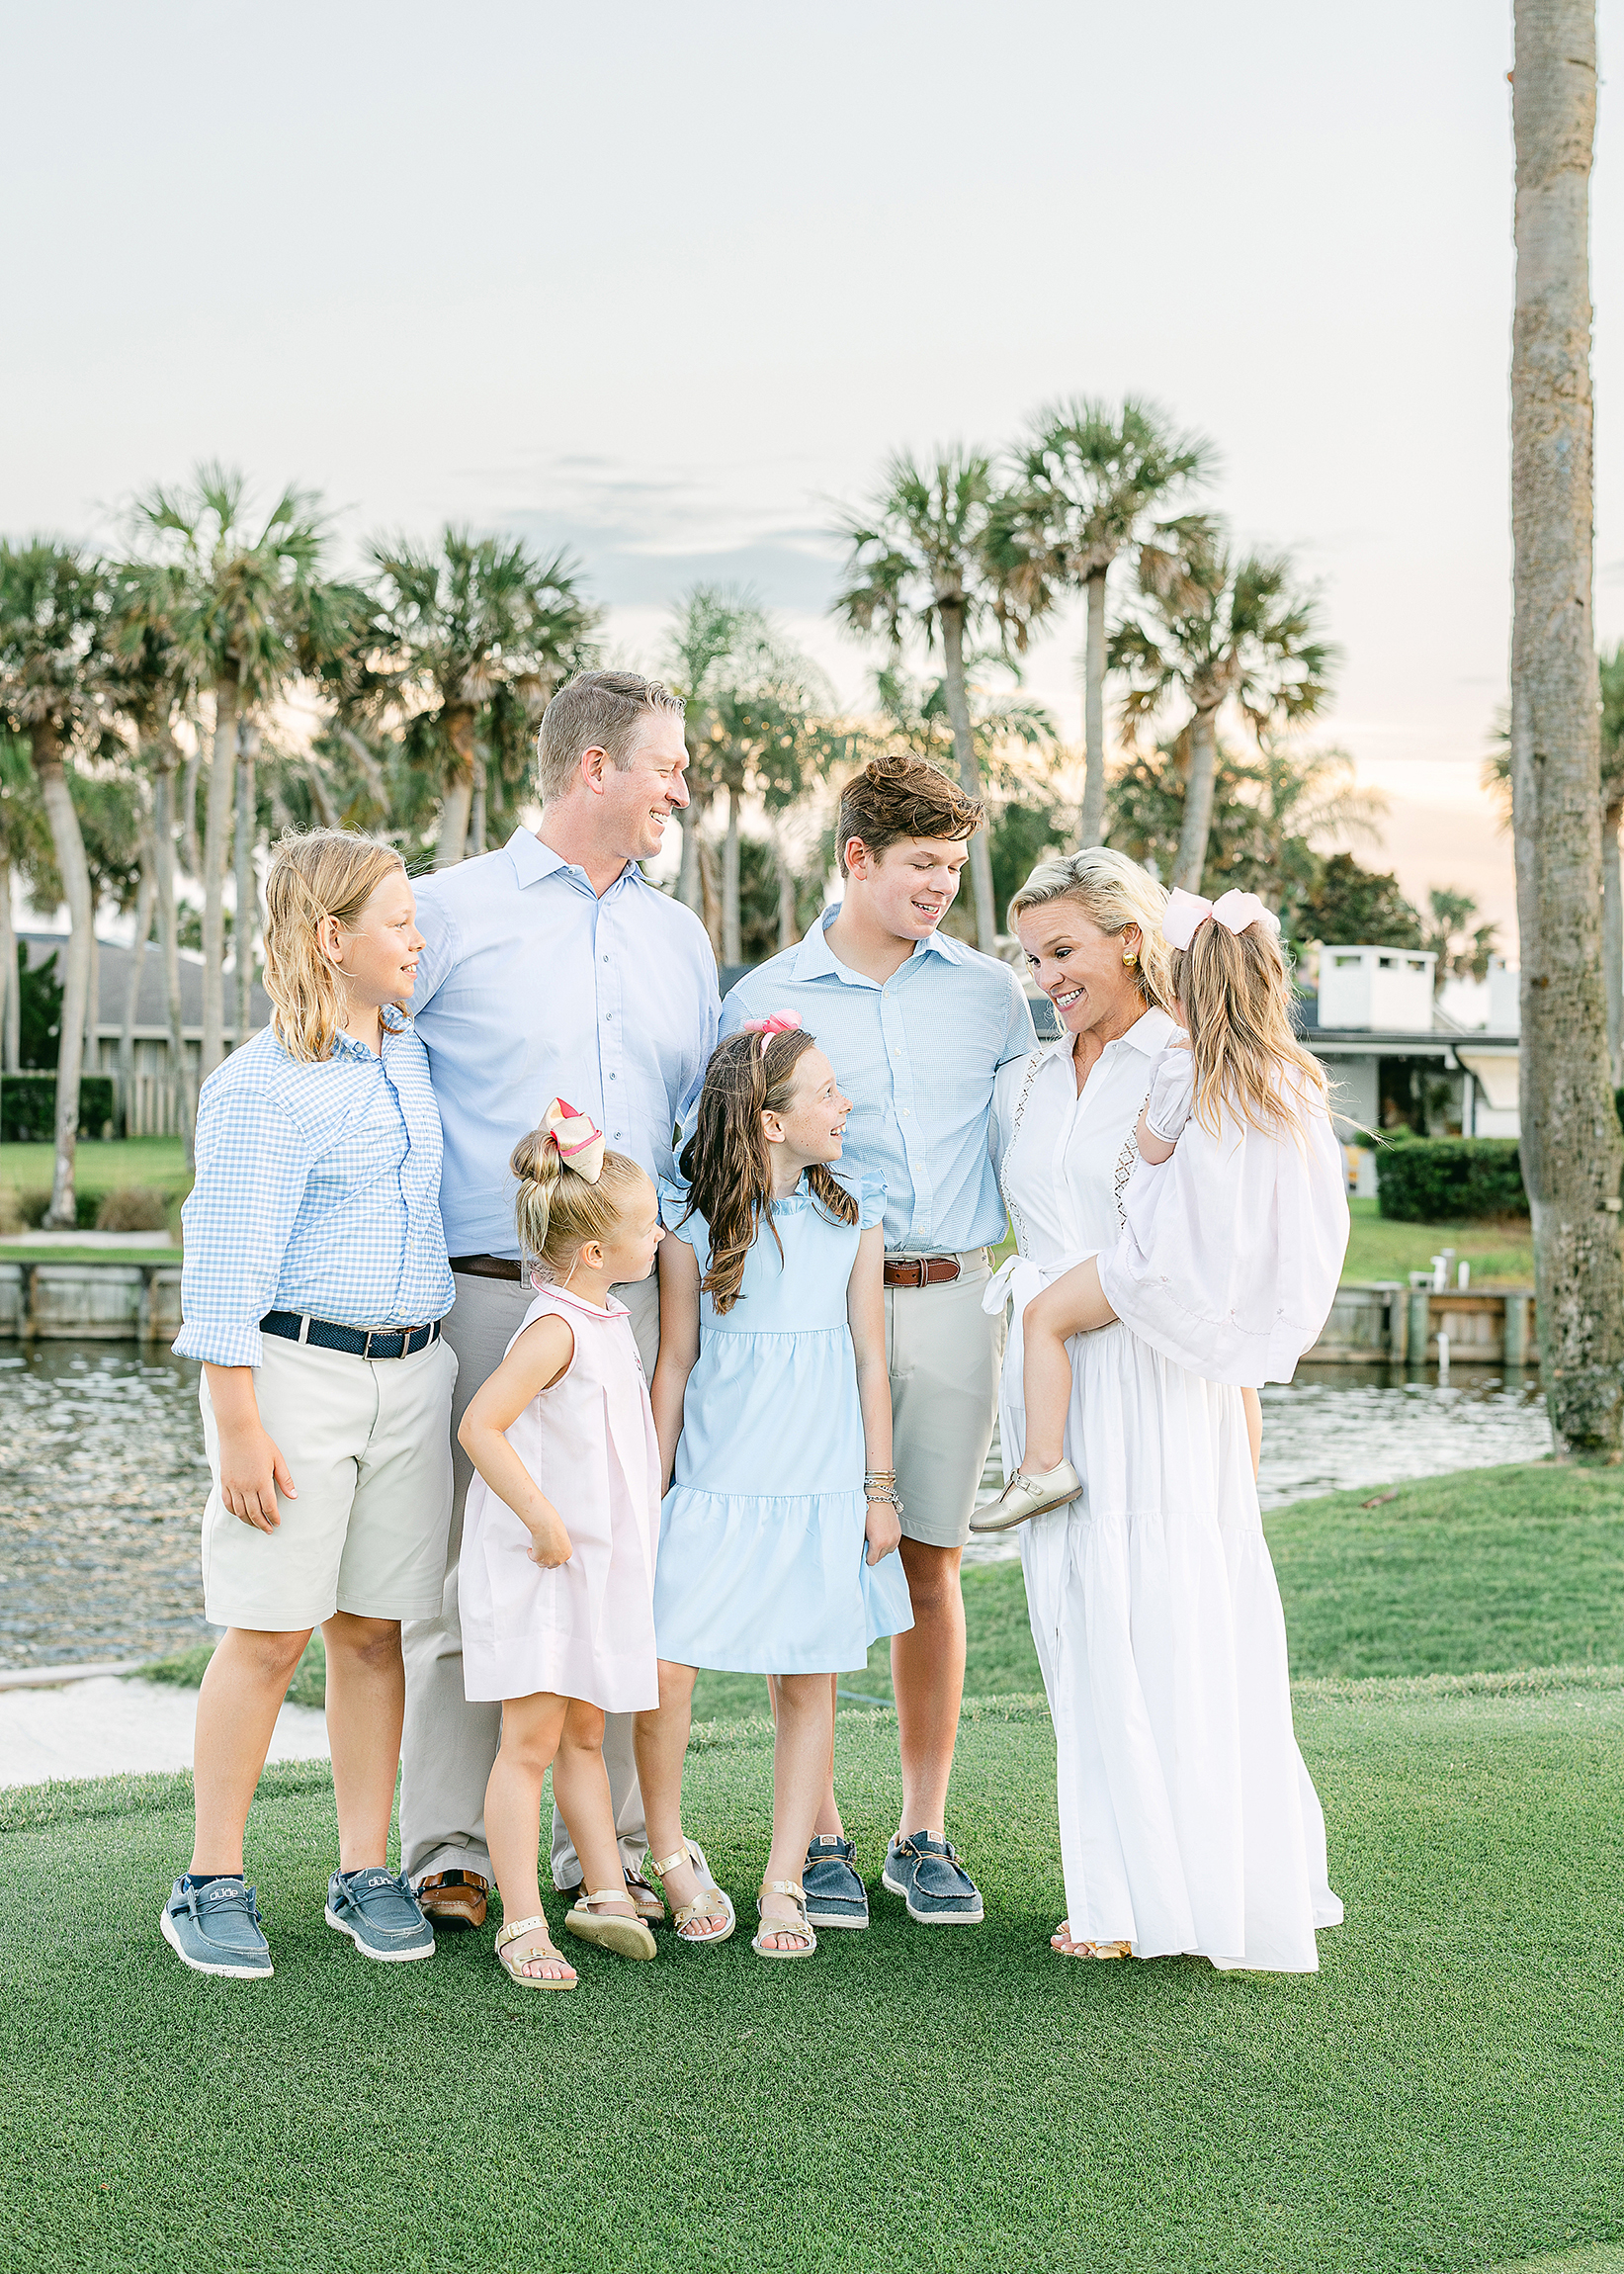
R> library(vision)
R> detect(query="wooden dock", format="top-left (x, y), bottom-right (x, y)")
top-left (1311, 1281), bottom-right (1536, 1366)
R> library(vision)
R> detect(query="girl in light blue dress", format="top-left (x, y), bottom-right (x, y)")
top-left (636, 1018), bottom-right (913, 1961)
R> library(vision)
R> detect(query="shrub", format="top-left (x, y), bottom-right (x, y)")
top-left (0, 1185), bottom-right (23, 1234)
top-left (95, 1184), bottom-right (171, 1233)
top-left (1377, 1137), bottom-right (1527, 1222)
top-left (0, 1073), bottom-right (118, 1144)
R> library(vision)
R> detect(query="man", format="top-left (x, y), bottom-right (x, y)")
top-left (400, 669), bottom-right (719, 1931)
top-left (721, 750), bottom-right (1034, 1926)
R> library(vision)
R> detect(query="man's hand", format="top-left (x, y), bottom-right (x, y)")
top-left (217, 1414), bottom-right (296, 1531)
top-left (864, 1498), bottom-right (901, 1566)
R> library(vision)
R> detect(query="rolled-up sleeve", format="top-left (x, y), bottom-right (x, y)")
top-left (174, 1086), bottom-right (311, 1367)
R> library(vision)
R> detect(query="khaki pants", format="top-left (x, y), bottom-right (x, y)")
top-left (886, 1250), bottom-right (1003, 1549)
top-left (399, 1269), bottom-right (660, 1889)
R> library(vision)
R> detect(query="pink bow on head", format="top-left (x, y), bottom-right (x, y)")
top-left (543, 1096), bottom-right (606, 1183)
top-left (1162, 886), bottom-right (1280, 952)
top-left (739, 1010), bottom-right (802, 1057)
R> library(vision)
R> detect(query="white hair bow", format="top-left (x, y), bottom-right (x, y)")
top-left (1162, 886), bottom-right (1279, 951)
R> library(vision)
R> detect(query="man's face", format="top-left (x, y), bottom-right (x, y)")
top-left (844, 834), bottom-right (970, 941)
top-left (596, 710), bottom-right (690, 862)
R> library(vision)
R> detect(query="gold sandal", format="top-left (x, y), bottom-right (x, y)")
top-left (646, 1843), bottom-right (736, 1946)
top-left (751, 1880), bottom-right (817, 1959)
top-left (562, 1887), bottom-right (658, 1962)
top-left (1051, 1922), bottom-right (1132, 1960)
top-left (494, 1914), bottom-right (577, 1989)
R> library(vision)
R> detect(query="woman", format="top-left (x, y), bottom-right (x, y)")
top-left (162, 830), bottom-right (458, 1981)
top-left (983, 848), bottom-right (1341, 1973)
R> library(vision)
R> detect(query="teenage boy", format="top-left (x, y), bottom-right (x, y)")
top-left (720, 751), bottom-right (1034, 1925)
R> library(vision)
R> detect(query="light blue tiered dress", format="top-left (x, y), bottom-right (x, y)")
top-left (652, 1172), bottom-right (915, 1674)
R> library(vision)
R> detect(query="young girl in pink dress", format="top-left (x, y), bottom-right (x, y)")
top-left (457, 1099), bottom-right (667, 1988)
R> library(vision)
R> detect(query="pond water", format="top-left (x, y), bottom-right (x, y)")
top-left (0, 1343), bottom-right (1555, 1669)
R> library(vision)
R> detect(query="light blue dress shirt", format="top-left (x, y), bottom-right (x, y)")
top-left (720, 908), bottom-right (1035, 1254)
top-left (174, 1016), bottom-right (455, 1368)
top-left (411, 828), bottom-right (721, 1259)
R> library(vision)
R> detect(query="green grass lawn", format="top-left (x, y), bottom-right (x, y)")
top-left (1342, 1195), bottom-right (1535, 1284)
top-left (4, 1679), bottom-right (1621, 2273)
top-left (0, 1135), bottom-right (191, 1197)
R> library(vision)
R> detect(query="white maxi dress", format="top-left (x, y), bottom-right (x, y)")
top-left (988, 1016), bottom-right (1346, 1971)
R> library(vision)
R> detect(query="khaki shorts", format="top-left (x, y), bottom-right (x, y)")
top-left (886, 1250), bottom-right (1003, 1550)
top-left (200, 1330), bottom-right (458, 1630)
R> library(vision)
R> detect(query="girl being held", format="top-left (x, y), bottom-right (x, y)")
top-left (988, 888), bottom-right (1350, 1526)
top-left (637, 1020), bottom-right (913, 1960)
top-left (457, 1101), bottom-right (669, 1987)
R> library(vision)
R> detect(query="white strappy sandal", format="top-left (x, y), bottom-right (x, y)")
top-left (646, 1842), bottom-right (736, 1946)
top-left (562, 1887), bottom-right (658, 1961)
top-left (751, 1880), bottom-right (817, 1959)
top-left (494, 1914), bottom-right (577, 1988)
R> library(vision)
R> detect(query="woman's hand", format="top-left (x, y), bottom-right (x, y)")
top-left (526, 1499), bottom-right (574, 1568)
top-left (864, 1497), bottom-right (901, 1565)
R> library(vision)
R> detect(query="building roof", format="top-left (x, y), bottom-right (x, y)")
top-left (19, 932), bottom-right (270, 1044)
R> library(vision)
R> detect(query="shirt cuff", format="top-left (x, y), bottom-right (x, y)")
top-left (171, 1320), bottom-right (265, 1367)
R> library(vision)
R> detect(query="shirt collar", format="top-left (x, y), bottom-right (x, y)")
top-left (1040, 1004), bottom-right (1176, 1067)
top-left (503, 826), bottom-right (645, 900)
top-left (792, 903), bottom-right (965, 987)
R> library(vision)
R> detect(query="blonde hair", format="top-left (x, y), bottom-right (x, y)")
top-left (262, 830), bottom-right (407, 1064)
top-left (1176, 920), bottom-right (1329, 1139)
top-left (511, 1124), bottom-right (650, 1282)
top-left (1008, 847), bottom-right (1175, 1014)
top-left (536, 670), bottom-right (685, 802)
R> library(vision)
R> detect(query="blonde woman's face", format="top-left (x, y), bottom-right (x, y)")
top-left (326, 870), bottom-right (424, 1007)
top-left (1017, 905), bottom-right (1144, 1038)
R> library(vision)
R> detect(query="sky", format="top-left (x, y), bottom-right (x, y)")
top-left (10, 0), bottom-right (1624, 954)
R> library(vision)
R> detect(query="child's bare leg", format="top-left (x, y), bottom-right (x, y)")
top-left (760, 1672), bottom-right (834, 1947)
top-left (1020, 1259), bottom-right (1118, 1473)
top-left (633, 1661), bottom-right (729, 1935)
top-left (551, 1702), bottom-right (638, 1916)
top-left (811, 1674), bottom-right (845, 1836)
top-left (190, 1625), bottom-right (312, 1873)
top-left (484, 1691), bottom-right (574, 1980)
top-left (1242, 1385), bottom-right (1262, 1479)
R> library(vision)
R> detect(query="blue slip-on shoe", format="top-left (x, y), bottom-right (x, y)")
top-left (882, 1831), bottom-right (985, 1926)
top-left (803, 1835), bottom-right (869, 1929)
top-left (325, 1868), bottom-right (436, 1965)
top-left (160, 1878), bottom-right (273, 1978)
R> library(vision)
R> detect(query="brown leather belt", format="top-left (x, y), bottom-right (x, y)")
top-left (884, 1255), bottom-right (961, 1289)
top-left (450, 1254), bottom-right (524, 1282)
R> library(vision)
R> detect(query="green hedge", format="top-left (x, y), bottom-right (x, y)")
top-left (0, 1073), bottom-right (118, 1144)
top-left (1377, 1137), bottom-right (1527, 1222)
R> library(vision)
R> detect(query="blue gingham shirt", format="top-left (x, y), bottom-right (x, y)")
top-left (720, 907), bottom-right (1035, 1253)
top-left (174, 1016), bottom-right (454, 1368)
top-left (411, 828), bottom-right (720, 1259)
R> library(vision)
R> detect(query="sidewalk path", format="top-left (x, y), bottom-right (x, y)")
top-left (0, 1675), bottom-right (329, 1787)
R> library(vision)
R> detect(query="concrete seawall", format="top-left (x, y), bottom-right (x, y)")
top-left (0, 1262), bottom-right (184, 1342)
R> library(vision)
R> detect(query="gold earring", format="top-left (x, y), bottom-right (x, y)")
top-left (1122, 948), bottom-right (1138, 968)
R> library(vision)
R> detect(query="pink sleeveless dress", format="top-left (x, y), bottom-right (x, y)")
top-left (460, 1283), bottom-right (661, 1711)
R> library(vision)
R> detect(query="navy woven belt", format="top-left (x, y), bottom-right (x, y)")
top-left (261, 1311), bottom-right (442, 1361)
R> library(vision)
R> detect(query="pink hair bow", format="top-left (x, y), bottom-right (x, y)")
top-left (1162, 886), bottom-right (1280, 951)
top-left (542, 1096), bottom-right (606, 1183)
top-left (739, 1010), bottom-right (802, 1056)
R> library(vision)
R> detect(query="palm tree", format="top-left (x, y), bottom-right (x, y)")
top-left (104, 561), bottom-right (197, 1147)
top-left (662, 586), bottom-right (780, 927)
top-left (833, 448), bottom-right (1017, 951)
top-left (994, 397), bottom-right (1214, 848)
top-left (1110, 529), bottom-right (1337, 892)
top-left (369, 529), bottom-right (598, 870)
top-left (0, 737), bottom-right (53, 1074)
top-left (0, 541), bottom-right (107, 1224)
top-left (132, 466), bottom-right (331, 1079)
top-left (1509, 0), bottom-right (1624, 1458)
top-left (705, 664), bottom-right (837, 965)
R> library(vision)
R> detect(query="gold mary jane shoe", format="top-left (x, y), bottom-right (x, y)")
top-left (969, 1458), bottom-right (1082, 1534)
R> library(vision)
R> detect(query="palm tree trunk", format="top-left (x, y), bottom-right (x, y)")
top-left (1604, 798), bottom-right (1623, 1089)
top-left (201, 679), bottom-right (237, 1079)
top-left (120, 838), bottom-right (156, 1130)
top-left (0, 848), bottom-right (19, 1073)
top-left (180, 725), bottom-right (202, 879)
top-left (150, 746), bottom-right (194, 1156)
top-left (1078, 568), bottom-right (1110, 848)
top-left (469, 749), bottom-right (487, 857)
top-left (436, 707), bottom-right (476, 868)
top-left (677, 802), bottom-right (704, 914)
top-left (1171, 706), bottom-right (1221, 891)
top-left (775, 824), bottom-right (799, 950)
top-left (234, 719), bottom-right (259, 1045)
top-left (83, 921), bottom-right (100, 1089)
top-left (723, 786), bottom-right (742, 967)
top-left (1510, 0), bottom-right (1624, 1459)
top-left (31, 724), bottom-right (92, 1227)
top-left (699, 835), bottom-right (722, 956)
top-left (939, 603), bottom-right (998, 949)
